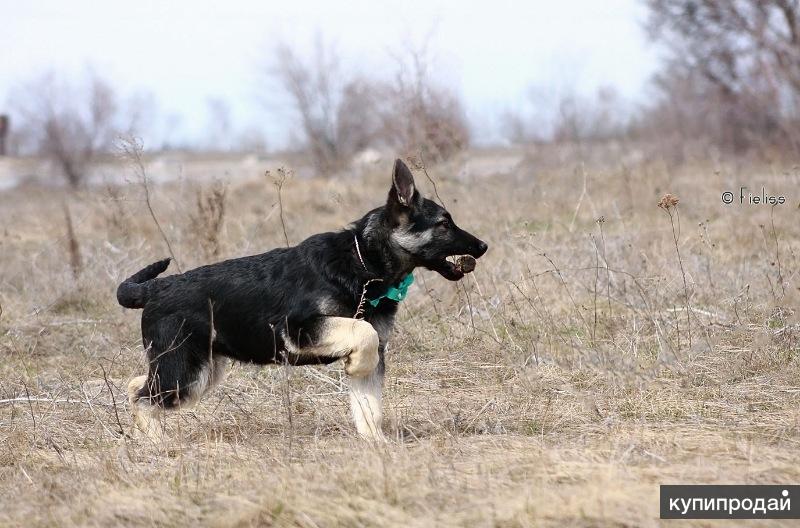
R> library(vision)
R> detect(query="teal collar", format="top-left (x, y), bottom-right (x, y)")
top-left (368, 274), bottom-right (414, 307)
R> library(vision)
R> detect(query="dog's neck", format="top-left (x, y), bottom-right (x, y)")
top-left (352, 209), bottom-right (415, 285)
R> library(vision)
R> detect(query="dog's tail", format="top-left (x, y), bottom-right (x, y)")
top-left (116, 258), bottom-right (171, 309)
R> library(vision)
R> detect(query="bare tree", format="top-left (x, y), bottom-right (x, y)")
top-left (271, 37), bottom-right (349, 173)
top-left (644, 0), bottom-right (800, 152)
top-left (501, 84), bottom-right (629, 146)
top-left (268, 36), bottom-right (470, 173)
top-left (9, 71), bottom-right (133, 187)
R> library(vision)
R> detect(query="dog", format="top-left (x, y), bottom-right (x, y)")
top-left (118, 159), bottom-right (488, 441)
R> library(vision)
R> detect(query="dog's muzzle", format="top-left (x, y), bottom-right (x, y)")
top-left (425, 239), bottom-right (488, 281)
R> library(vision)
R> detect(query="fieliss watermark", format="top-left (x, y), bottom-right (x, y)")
top-left (660, 485), bottom-right (800, 519)
top-left (722, 186), bottom-right (786, 205)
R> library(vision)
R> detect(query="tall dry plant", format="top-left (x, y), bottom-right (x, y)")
top-left (266, 167), bottom-right (292, 248)
top-left (118, 136), bottom-right (182, 272)
top-left (658, 193), bottom-right (691, 350)
top-left (190, 182), bottom-right (227, 259)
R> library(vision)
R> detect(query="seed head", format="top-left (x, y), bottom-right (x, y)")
top-left (658, 193), bottom-right (680, 210)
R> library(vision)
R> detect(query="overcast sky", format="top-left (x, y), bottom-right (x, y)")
top-left (2, 0), bottom-right (660, 148)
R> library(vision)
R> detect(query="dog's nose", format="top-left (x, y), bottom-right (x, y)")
top-left (475, 241), bottom-right (488, 257)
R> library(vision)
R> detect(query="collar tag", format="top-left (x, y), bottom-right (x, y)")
top-left (368, 274), bottom-right (414, 307)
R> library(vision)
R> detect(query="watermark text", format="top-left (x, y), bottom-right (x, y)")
top-left (661, 485), bottom-right (800, 519)
top-left (722, 186), bottom-right (786, 205)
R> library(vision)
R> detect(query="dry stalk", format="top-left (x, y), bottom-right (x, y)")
top-left (537, 250), bottom-right (593, 342)
top-left (597, 216), bottom-right (615, 344)
top-left (769, 206), bottom-right (786, 297)
top-left (467, 272), bottom-right (501, 347)
top-left (658, 193), bottom-right (691, 350)
top-left (267, 168), bottom-right (291, 248)
top-left (22, 381), bottom-right (36, 440)
top-left (411, 152), bottom-right (446, 207)
top-left (62, 201), bottom-right (83, 279)
top-left (119, 136), bottom-right (182, 272)
top-left (281, 354), bottom-right (295, 459)
top-left (100, 364), bottom-right (124, 436)
top-left (569, 166), bottom-right (588, 232)
top-left (591, 233), bottom-right (599, 344)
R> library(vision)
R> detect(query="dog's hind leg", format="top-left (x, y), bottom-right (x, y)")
top-left (129, 317), bottom-right (228, 442)
top-left (285, 317), bottom-right (383, 439)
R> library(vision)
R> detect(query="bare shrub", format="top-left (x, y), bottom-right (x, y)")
top-left (552, 87), bottom-right (628, 144)
top-left (271, 38), bottom-right (352, 173)
top-left (335, 78), bottom-right (384, 156)
top-left (190, 182), bottom-right (227, 259)
top-left (381, 43), bottom-right (470, 162)
top-left (502, 85), bottom-right (629, 146)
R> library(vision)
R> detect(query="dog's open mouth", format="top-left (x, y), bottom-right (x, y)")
top-left (426, 255), bottom-right (477, 281)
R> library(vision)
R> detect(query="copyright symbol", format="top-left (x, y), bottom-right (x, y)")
top-left (721, 191), bottom-right (734, 204)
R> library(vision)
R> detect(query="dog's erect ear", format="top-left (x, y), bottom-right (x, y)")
top-left (390, 158), bottom-right (416, 207)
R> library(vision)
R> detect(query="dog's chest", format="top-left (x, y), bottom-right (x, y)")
top-left (366, 310), bottom-right (396, 343)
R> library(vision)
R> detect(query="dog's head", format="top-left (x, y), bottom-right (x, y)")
top-left (385, 159), bottom-right (488, 281)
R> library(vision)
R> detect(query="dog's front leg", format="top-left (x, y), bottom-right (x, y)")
top-left (349, 342), bottom-right (385, 441)
top-left (286, 317), bottom-right (384, 440)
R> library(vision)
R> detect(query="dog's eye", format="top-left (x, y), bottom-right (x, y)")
top-left (437, 219), bottom-right (450, 228)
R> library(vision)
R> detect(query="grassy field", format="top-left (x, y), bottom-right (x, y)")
top-left (1, 151), bottom-right (799, 526)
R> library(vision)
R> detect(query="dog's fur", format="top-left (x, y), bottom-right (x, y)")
top-left (118, 159), bottom-right (487, 440)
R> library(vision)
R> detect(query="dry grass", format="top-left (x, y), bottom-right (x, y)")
top-left (1, 151), bottom-right (800, 526)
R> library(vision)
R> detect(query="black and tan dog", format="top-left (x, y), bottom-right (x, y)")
top-left (117, 159), bottom-right (488, 440)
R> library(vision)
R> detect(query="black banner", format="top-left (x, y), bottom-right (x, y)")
top-left (660, 485), bottom-right (800, 519)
